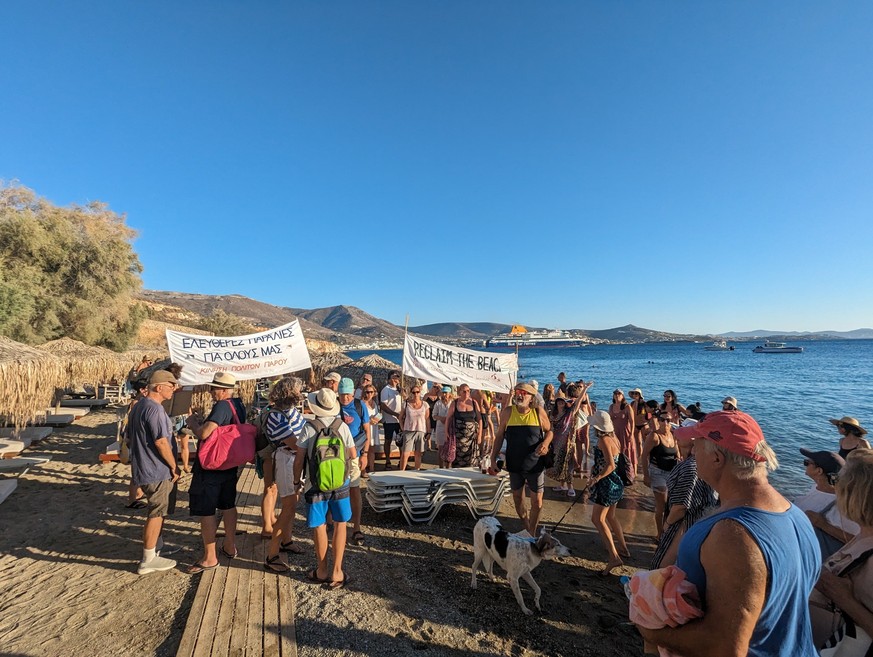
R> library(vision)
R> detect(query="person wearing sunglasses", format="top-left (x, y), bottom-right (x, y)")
top-left (794, 449), bottom-right (857, 561)
top-left (360, 385), bottom-right (382, 475)
top-left (398, 384), bottom-right (429, 471)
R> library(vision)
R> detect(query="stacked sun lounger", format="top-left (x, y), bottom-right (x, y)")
top-left (366, 467), bottom-right (509, 525)
top-left (0, 428), bottom-right (53, 457)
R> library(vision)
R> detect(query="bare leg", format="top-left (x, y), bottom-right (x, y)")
top-left (330, 522), bottom-right (348, 582)
top-left (413, 450), bottom-right (422, 470)
top-left (528, 490), bottom-right (544, 536)
top-left (591, 504), bottom-right (622, 571)
top-left (143, 516), bottom-right (163, 550)
top-left (653, 490), bottom-right (667, 539)
top-left (398, 447), bottom-right (409, 471)
top-left (350, 487), bottom-right (362, 536)
top-left (511, 489), bottom-right (528, 532)
top-left (606, 505), bottom-right (630, 557)
top-left (312, 524), bottom-right (330, 580)
top-left (198, 515), bottom-right (220, 567)
top-left (128, 479), bottom-right (143, 504)
top-left (266, 493), bottom-right (299, 560)
top-left (261, 482), bottom-right (278, 536)
top-left (220, 508), bottom-right (238, 554)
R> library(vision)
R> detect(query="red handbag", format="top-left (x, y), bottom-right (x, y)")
top-left (198, 400), bottom-right (256, 470)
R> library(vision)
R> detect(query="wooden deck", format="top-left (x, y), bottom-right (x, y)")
top-left (177, 464), bottom-right (297, 657)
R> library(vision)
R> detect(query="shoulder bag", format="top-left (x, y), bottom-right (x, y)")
top-left (199, 400), bottom-right (256, 470)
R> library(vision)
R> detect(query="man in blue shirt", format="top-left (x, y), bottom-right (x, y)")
top-left (636, 411), bottom-right (819, 657)
top-left (339, 377), bottom-right (369, 545)
top-left (127, 370), bottom-right (181, 575)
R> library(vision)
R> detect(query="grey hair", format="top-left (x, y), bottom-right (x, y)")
top-left (701, 438), bottom-right (779, 479)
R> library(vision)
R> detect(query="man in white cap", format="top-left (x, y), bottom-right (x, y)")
top-left (185, 371), bottom-right (245, 574)
top-left (293, 387), bottom-right (357, 588)
top-left (128, 370), bottom-right (181, 574)
top-left (322, 372), bottom-right (341, 393)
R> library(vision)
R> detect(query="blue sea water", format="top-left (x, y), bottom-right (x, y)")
top-left (347, 340), bottom-right (873, 495)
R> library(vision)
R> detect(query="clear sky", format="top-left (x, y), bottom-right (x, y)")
top-left (3, 2), bottom-right (872, 334)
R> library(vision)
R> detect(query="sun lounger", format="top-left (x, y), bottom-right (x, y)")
top-left (61, 398), bottom-right (111, 409)
top-left (0, 438), bottom-right (28, 458)
top-left (0, 479), bottom-right (17, 506)
top-left (47, 407), bottom-right (90, 419)
top-left (33, 414), bottom-right (75, 427)
top-left (0, 456), bottom-right (51, 474)
top-left (0, 427), bottom-right (52, 442)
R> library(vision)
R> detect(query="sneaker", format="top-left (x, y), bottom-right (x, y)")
top-left (137, 555), bottom-right (177, 575)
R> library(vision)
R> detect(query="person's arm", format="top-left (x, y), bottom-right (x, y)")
top-left (640, 434), bottom-right (657, 487)
top-left (665, 504), bottom-right (687, 525)
top-left (805, 511), bottom-right (857, 544)
top-left (637, 519), bottom-right (767, 657)
top-left (588, 436), bottom-right (619, 485)
top-left (153, 437), bottom-right (181, 483)
top-left (398, 405), bottom-right (406, 430)
top-left (473, 401), bottom-right (483, 443)
top-left (534, 407), bottom-right (553, 455)
top-left (445, 401), bottom-right (456, 436)
top-left (293, 444), bottom-right (306, 492)
top-left (816, 570), bottom-right (873, 638)
top-left (488, 406), bottom-right (512, 471)
top-left (434, 403), bottom-right (448, 424)
top-left (677, 403), bottom-right (688, 419)
top-left (627, 405), bottom-right (635, 434)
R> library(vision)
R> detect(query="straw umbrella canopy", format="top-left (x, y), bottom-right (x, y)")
top-left (334, 354), bottom-right (411, 391)
top-left (40, 337), bottom-right (133, 389)
top-left (308, 352), bottom-right (354, 388)
top-left (0, 336), bottom-right (67, 428)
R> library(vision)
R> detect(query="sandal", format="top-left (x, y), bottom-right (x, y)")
top-left (125, 497), bottom-right (147, 509)
top-left (263, 555), bottom-right (289, 573)
top-left (307, 567), bottom-right (329, 583)
top-left (352, 531), bottom-right (365, 545)
top-left (220, 545), bottom-right (238, 559)
top-left (186, 562), bottom-right (219, 575)
top-left (323, 574), bottom-right (351, 590)
top-left (280, 540), bottom-right (305, 554)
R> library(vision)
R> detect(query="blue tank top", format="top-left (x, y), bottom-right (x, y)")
top-left (676, 504), bottom-right (819, 657)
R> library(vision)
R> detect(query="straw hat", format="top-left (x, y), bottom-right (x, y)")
top-left (722, 396), bottom-right (738, 410)
top-left (629, 388), bottom-right (643, 398)
top-left (514, 382), bottom-right (538, 397)
top-left (308, 388), bottom-right (341, 417)
top-left (210, 372), bottom-right (236, 389)
top-left (589, 410), bottom-right (614, 433)
top-left (829, 416), bottom-right (867, 435)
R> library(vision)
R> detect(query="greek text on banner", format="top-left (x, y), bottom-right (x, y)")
top-left (402, 334), bottom-right (518, 393)
top-left (166, 320), bottom-right (312, 386)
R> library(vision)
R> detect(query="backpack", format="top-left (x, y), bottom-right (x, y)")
top-left (616, 451), bottom-right (635, 487)
top-left (306, 417), bottom-right (349, 492)
top-left (252, 406), bottom-right (274, 454)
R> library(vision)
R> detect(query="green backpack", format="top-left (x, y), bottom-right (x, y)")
top-left (306, 417), bottom-right (349, 492)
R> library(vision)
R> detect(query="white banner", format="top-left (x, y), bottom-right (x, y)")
top-left (402, 334), bottom-right (518, 393)
top-left (167, 320), bottom-right (312, 386)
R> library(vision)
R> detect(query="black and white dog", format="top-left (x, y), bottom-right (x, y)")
top-left (471, 516), bottom-right (571, 615)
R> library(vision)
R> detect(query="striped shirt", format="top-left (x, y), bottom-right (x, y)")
top-left (265, 407), bottom-right (306, 446)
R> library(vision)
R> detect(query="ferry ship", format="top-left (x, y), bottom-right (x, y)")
top-left (752, 341), bottom-right (804, 353)
top-left (486, 325), bottom-right (586, 349)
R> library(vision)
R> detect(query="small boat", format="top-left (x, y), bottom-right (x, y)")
top-left (752, 341), bottom-right (803, 354)
top-left (704, 340), bottom-right (734, 351)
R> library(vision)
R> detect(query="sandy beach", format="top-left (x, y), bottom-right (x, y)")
top-left (0, 408), bottom-right (656, 657)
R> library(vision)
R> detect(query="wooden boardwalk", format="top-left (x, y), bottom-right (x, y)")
top-left (177, 464), bottom-right (297, 657)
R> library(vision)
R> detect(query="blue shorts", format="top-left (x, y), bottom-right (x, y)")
top-left (306, 495), bottom-right (352, 528)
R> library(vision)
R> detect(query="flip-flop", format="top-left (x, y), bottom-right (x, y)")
top-left (125, 498), bottom-right (147, 509)
top-left (186, 562), bottom-right (219, 575)
top-left (307, 567), bottom-right (329, 583)
top-left (220, 545), bottom-right (238, 559)
top-left (352, 531), bottom-right (365, 545)
top-left (323, 574), bottom-right (351, 590)
top-left (280, 541), bottom-right (305, 554)
top-left (263, 555), bottom-right (289, 573)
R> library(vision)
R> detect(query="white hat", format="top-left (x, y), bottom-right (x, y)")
top-left (323, 372), bottom-right (341, 383)
top-left (308, 388), bottom-right (341, 417)
top-left (589, 410), bottom-right (614, 433)
top-left (722, 396), bottom-right (738, 409)
top-left (530, 379), bottom-right (539, 390)
top-left (210, 372), bottom-right (237, 389)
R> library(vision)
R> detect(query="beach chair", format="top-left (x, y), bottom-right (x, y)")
top-left (0, 438), bottom-right (28, 458)
top-left (0, 456), bottom-right (52, 475)
top-left (0, 427), bottom-right (53, 443)
top-left (0, 479), bottom-right (17, 506)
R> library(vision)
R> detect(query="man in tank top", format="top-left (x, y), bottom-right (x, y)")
top-left (635, 410), bottom-right (819, 657)
top-left (489, 382), bottom-right (553, 536)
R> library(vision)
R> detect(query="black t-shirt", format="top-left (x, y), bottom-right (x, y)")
top-left (205, 398), bottom-right (246, 426)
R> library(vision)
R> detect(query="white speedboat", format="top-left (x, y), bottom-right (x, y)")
top-left (752, 341), bottom-right (803, 353)
top-left (704, 340), bottom-right (734, 351)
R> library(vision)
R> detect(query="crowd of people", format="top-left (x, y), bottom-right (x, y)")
top-left (121, 364), bottom-right (873, 656)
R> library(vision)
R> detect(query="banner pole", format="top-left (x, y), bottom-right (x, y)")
top-left (401, 314), bottom-right (409, 391)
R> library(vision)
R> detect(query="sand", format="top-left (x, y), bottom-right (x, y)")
top-left (0, 409), bottom-right (656, 657)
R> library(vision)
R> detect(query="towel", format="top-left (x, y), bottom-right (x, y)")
top-left (629, 566), bottom-right (704, 657)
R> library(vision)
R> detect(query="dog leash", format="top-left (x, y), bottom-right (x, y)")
top-left (548, 487), bottom-right (589, 534)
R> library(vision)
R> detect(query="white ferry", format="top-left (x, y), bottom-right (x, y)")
top-left (752, 341), bottom-right (804, 353)
top-left (486, 325), bottom-right (586, 349)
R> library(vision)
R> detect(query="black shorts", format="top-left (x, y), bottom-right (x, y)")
top-left (383, 422), bottom-right (402, 445)
top-left (189, 463), bottom-right (238, 517)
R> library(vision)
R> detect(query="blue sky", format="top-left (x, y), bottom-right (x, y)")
top-left (3, 2), bottom-right (872, 334)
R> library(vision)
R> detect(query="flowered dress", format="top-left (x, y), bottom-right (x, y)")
top-left (545, 410), bottom-right (576, 484)
top-left (450, 402), bottom-right (480, 468)
top-left (589, 444), bottom-right (624, 507)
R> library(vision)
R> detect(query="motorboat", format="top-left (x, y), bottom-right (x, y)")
top-left (704, 340), bottom-right (734, 351)
top-left (752, 341), bottom-right (803, 353)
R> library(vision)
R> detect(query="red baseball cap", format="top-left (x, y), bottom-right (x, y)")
top-left (674, 410), bottom-right (767, 462)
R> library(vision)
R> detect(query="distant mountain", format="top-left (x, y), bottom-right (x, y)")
top-left (287, 305), bottom-right (405, 341)
top-left (720, 328), bottom-right (873, 339)
top-left (580, 324), bottom-right (701, 343)
top-left (409, 322), bottom-right (515, 338)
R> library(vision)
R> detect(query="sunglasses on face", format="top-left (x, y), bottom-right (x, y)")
top-left (412, 390), bottom-right (421, 394)
top-left (514, 390), bottom-right (531, 397)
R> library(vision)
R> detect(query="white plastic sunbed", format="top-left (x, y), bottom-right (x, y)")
top-left (0, 427), bottom-right (52, 442)
top-left (35, 414), bottom-right (75, 427)
top-left (0, 479), bottom-right (17, 506)
top-left (61, 398), bottom-right (111, 409)
top-left (0, 456), bottom-right (51, 474)
top-left (0, 438), bottom-right (28, 457)
top-left (46, 407), bottom-right (90, 419)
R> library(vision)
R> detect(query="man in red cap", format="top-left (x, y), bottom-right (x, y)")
top-left (635, 410), bottom-right (819, 657)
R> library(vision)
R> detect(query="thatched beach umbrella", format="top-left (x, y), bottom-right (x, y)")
top-left (40, 337), bottom-right (131, 389)
top-left (334, 354), bottom-right (410, 390)
top-left (308, 352), bottom-right (353, 388)
top-left (0, 336), bottom-right (67, 428)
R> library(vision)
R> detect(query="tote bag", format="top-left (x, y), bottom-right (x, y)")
top-left (199, 400), bottom-right (256, 470)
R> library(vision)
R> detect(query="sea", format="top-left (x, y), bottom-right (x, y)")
top-left (347, 339), bottom-right (873, 496)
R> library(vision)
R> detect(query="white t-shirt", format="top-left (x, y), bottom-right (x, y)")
top-left (380, 385), bottom-right (402, 425)
top-left (297, 416), bottom-right (356, 494)
top-left (794, 485), bottom-right (860, 536)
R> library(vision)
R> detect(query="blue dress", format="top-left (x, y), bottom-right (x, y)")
top-left (590, 445), bottom-right (624, 507)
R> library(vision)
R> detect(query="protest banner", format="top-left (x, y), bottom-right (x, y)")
top-left (166, 320), bottom-right (312, 386)
top-left (402, 334), bottom-right (518, 393)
